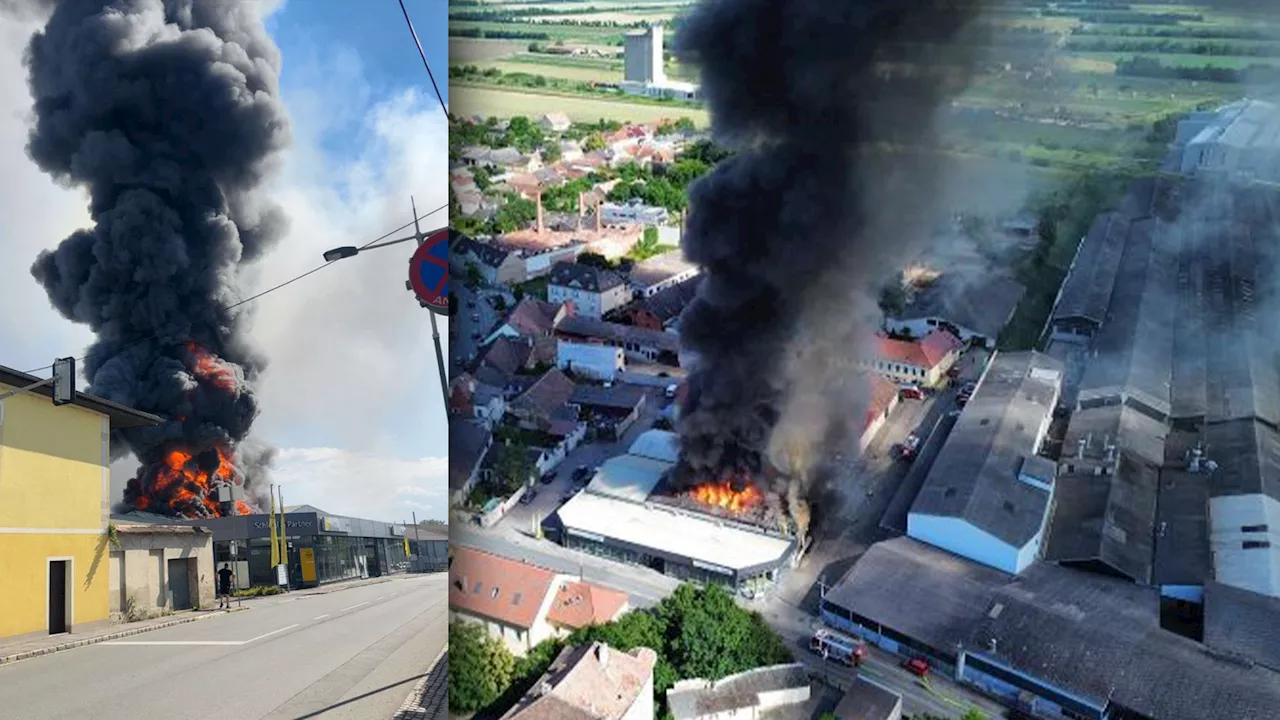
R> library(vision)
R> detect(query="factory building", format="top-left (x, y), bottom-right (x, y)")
top-left (818, 537), bottom-right (1280, 720)
top-left (907, 351), bottom-right (1063, 575)
top-left (1176, 98), bottom-right (1280, 183)
top-left (621, 25), bottom-right (701, 101)
top-left (544, 430), bottom-right (797, 595)
top-left (0, 364), bottom-right (163, 639)
top-left (1043, 174), bottom-right (1280, 602)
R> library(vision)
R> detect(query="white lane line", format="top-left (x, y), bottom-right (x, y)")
top-left (245, 624), bottom-right (299, 643)
top-left (375, 596), bottom-right (385, 601)
top-left (340, 602), bottom-right (368, 612)
top-left (101, 641), bottom-right (242, 646)
top-left (313, 614), bottom-right (330, 620)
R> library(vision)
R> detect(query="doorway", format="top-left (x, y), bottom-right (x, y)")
top-left (167, 558), bottom-right (192, 610)
top-left (48, 559), bottom-right (70, 635)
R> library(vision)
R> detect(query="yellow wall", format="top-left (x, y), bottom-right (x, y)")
top-left (0, 534), bottom-right (109, 638)
top-left (0, 384), bottom-right (111, 637)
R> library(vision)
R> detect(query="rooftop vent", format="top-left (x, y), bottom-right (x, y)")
top-left (1003, 500), bottom-right (1016, 513)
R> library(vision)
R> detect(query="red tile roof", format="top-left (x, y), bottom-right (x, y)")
top-left (546, 581), bottom-right (629, 629)
top-left (876, 330), bottom-right (961, 370)
top-left (864, 376), bottom-right (899, 432)
top-left (449, 547), bottom-right (558, 629)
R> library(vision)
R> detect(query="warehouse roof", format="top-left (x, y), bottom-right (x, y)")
top-left (1043, 454), bottom-right (1159, 584)
top-left (825, 538), bottom-right (1280, 720)
top-left (584, 454), bottom-right (671, 502)
top-left (895, 273), bottom-right (1025, 340)
top-left (628, 429), bottom-right (680, 464)
top-left (556, 491), bottom-right (793, 574)
top-left (628, 249), bottom-right (698, 290)
top-left (1052, 213), bottom-right (1130, 327)
top-left (556, 315), bottom-right (681, 353)
top-left (910, 351), bottom-right (1063, 547)
top-left (1204, 581), bottom-right (1280, 673)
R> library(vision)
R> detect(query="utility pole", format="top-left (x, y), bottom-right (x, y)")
top-left (410, 196), bottom-right (451, 413)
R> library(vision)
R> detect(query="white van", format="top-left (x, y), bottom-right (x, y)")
top-left (664, 383), bottom-right (678, 399)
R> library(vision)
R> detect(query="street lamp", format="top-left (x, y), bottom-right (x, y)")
top-left (323, 199), bottom-right (450, 412)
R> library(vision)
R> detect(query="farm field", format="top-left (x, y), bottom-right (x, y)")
top-left (452, 85), bottom-right (709, 126)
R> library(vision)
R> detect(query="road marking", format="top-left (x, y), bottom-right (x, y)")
top-left (340, 602), bottom-right (368, 612)
top-left (101, 640), bottom-right (243, 646)
top-left (246, 625), bottom-right (299, 643)
top-left (375, 596), bottom-right (385, 601)
top-left (313, 614), bottom-right (330, 620)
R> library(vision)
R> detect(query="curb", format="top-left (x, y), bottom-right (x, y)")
top-left (393, 645), bottom-right (448, 720)
top-left (0, 607), bottom-right (249, 666)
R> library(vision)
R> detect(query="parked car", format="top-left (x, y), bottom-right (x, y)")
top-left (539, 471), bottom-right (556, 485)
top-left (900, 385), bottom-right (924, 400)
top-left (470, 312), bottom-right (480, 322)
top-left (899, 433), bottom-right (922, 461)
top-left (466, 299), bottom-right (476, 309)
top-left (571, 465), bottom-right (591, 483)
top-left (519, 489), bottom-right (537, 505)
top-left (665, 383), bottom-right (679, 399)
top-left (903, 657), bottom-right (930, 677)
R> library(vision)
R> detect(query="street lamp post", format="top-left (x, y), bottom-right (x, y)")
top-left (323, 200), bottom-right (450, 413)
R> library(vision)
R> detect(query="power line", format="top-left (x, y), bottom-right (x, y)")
top-left (22, 202), bottom-right (448, 376)
top-left (396, 0), bottom-right (451, 122)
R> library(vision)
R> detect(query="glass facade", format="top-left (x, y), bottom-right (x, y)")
top-left (211, 526), bottom-right (411, 589)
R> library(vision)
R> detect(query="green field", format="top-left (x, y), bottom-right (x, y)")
top-left (1070, 51), bottom-right (1280, 69)
top-left (452, 84), bottom-right (709, 126)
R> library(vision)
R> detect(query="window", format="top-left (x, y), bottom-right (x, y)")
top-left (1243, 540), bottom-right (1272, 550)
top-left (1242, 524), bottom-right (1269, 533)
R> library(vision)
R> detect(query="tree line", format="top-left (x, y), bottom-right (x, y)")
top-left (1043, 10), bottom-right (1203, 24)
top-left (1067, 38), bottom-right (1280, 57)
top-left (1072, 24), bottom-right (1280, 41)
top-left (1116, 55), bottom-right (1280, 84)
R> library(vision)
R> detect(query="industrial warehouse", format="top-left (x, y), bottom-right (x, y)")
top-left (812, 105), bottom-right (1280, 720)
top-left (543, 430), bottom-right (798, 595)
top-left (132, 505), bottom-right (432, 589)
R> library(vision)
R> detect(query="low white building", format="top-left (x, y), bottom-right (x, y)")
top-left (629, 249), bottom-right (699, 299)
top-left (1177, 98), bottom-right (1280, 183)
top-left (602, 199), bottom-right (670, 227)
top-left (557, 340), bottom-right (625, 381)
top-left (907, 351), bottom-right (1063, 575)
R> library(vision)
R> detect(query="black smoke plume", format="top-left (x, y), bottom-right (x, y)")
top-left (22, 0), bottom-right (290, 517)
top-left (673, 0), bottom-right (990, 501)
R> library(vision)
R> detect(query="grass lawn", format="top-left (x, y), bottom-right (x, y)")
top-left (452, 20), bottom-right (626, 44)
top-left (453, 84), bottom-right (710, 126)
top-left (1066, 51), bottom-right (1280, 69)
top-left (449, 38), bottom-right (526, 62)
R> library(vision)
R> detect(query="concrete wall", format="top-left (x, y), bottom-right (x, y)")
top-left (111, 530), bottom-right (215, 616)
top-left (0, 390), bottom-right (111, 639)
top-left (907, 514), bottom-right (1025, 575)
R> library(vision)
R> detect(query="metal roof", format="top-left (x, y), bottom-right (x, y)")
top-left (1204, 581), bottom-right (1280, 673)
top-left (1052, 213), bottom-right (1130, 326)
top-left (1044, 454), bottom-right (1159, 584)
top-left (584, 454), bottom-right (671, 502)
top-left (910, 351), bottom-right (1063, 547)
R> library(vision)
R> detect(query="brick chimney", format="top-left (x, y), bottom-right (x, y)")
top-left (536, 191), bottom-right (545, 234)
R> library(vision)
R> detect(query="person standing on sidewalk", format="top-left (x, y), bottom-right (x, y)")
top-left (217, 563), bottom-right (234, 609)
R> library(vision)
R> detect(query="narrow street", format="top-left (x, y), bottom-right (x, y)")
top-left (0, 575), bottom-right (447, 720)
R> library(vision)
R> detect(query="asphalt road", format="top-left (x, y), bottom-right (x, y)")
top-left (452, 283), bottom-right (505, 366)
top-left (0, 574), bottom-right (447, 720)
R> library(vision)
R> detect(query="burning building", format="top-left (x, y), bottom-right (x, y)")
top-left (544, 431), bottom-right (798, 594)
top-left (21, 1), bottom-right (290, 517)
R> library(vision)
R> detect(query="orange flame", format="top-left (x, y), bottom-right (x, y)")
top-left (185, 342), bottom-right (237, 393)
top-left (142, 444), bottom-right (254, 518)
top-left (690, 479), bottom-right (763, 514)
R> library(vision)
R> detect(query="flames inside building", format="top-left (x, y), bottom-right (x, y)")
top-left (543, 430), bottom-right (798, 595)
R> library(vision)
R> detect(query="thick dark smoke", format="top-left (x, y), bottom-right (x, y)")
top-left (673, 0), bottom-right (990, 502)
top-left (22, 0), bottom-right (290, 517)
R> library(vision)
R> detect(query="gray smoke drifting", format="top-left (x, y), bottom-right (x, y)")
top-left (23, 0), bottom-right (290, 517)
top-left (673, 0), bottom-right (990, 499)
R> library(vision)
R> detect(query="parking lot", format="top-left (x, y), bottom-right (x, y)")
top-left (499, 385), bottom-right (671, 534)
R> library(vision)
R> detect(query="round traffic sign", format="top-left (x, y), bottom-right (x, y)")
top-left (409, 229), bottom-right (450, 315)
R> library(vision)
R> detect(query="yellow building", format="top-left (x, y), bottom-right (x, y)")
top-left (0, 364), bottom-right (161, 640)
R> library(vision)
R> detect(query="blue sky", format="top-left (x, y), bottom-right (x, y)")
top-left (0, 1), bottom-right (451, 523)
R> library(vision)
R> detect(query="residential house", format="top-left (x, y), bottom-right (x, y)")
top-left (450, 547), bottom-right (635, 657)
top-left (533, 167), bottom-right (564, 188)
top-left (460, 145), bottom-right (494, 168)
top-left (453, 234), bottom-right (526, 286)
top-left (508, 368), bottom-right (577, 430)
top-left (500, 642), bottom-right (657, 720)
top-left (547, 262), bottom-right (631, 319)
top-left (883, 273), bottom-right (1025, 350)
top-left (490, 146), bottom-right (541, 173)
top-left (448, 372), bottom-right (507, 428)
top-left (667, 664), bottom-right (811, 720)
top-left (556, 315), bottom-right (681, 366)
top-left (571, 384), bottom-right (648, 440)
top-left (628, 249), bottom-right (699, 299)
top-left (513, 240), bottom-right (585, 280)
top-left (486, 297), bottom-right (571, 345)
top-left (558, 139), bottom-right (584, 163)
top-left (538, 112), bottom-right (572, 133)
top-left (450, 419), bottom-right (493, 505)
top-left (629, 275), bottom-right (702, 332)
top-left (0, 363), bottom-right (162, 639)
top-left (862, 330), bottom-right (963, 388)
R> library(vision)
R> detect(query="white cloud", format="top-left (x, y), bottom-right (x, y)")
top-left (269, 446), bottom-right (447, 523)
top-left (0, 14), bottom-right (450, 521)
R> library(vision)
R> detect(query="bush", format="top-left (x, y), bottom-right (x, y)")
top-left (234, 585), bottom-right (285, 598)
top-left (449, 621), bottom-right (516, 714)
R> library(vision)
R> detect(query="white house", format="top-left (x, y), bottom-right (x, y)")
top-left (546, 261), bottom-right (631, 319)
top-left (907, 351), bottom-right (1063, 575)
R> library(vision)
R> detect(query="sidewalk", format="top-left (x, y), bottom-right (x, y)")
top-left (0, 606), bottom-right (248, 666)
top-left (393, 647), bottom-right (448, 720)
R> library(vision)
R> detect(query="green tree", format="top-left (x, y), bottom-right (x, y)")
top-left (472, 166), bottom-right (493, 192)
top-left (490, 441), bottom-right (535, 494)
top-left (465, 263), bottom-right (483, 288)
top-left (542, 142), bottom-right (562, 163)
top-left (643, 226), bottom-right (659, 246)
top-left (449, 621), bottom-right (515, 713)
top-left (960, 710), bottom-right (987, 720)
top-left (491, 197), bottom-right (538, 234)
top-left (504, 115), bottom-right (545, 153)
top-left (583, 132), bottom-right (606, 152)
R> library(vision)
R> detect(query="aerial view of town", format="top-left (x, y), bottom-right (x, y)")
top-left (447, 1), bottom-right (1280, 720)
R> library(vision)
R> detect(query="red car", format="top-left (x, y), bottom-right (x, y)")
top-left (900, 385), bottom-right (924, 400)
top-left (903, 657), bottom-right (930, 677)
